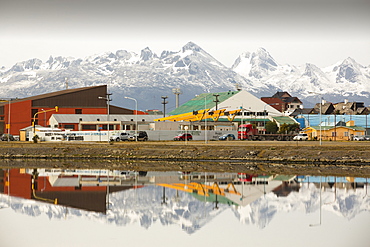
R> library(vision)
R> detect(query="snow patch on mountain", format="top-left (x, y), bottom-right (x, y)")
top-left (0, 41), bottom-right (369, 109)
top-left (232, 49), bottom-right (370, 106)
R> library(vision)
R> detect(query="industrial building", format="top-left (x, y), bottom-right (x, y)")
top-left (0, 85), bottom-right (142, 136)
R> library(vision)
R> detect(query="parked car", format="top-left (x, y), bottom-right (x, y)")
top-left (110, 132), bottom-right (135, 141)
top-left (173, 133), bottom-right (192, 141)
top-left (353, 135), bottom-right (365, 141)
top-left (134, 131), bottom-right (148, 141)
top-left (365, 135), bottom-right (370, 141)
top-left (219, 133), bottom-right (235, 141)
top-left (0, 134), bottom-right (15, 141)
top-left (293, 133), bottom-right (308, 141)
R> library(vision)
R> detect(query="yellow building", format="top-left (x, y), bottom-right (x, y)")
top-left (303, 121), bottom-right (365, 141)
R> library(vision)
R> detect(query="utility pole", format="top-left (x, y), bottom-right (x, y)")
top-left (213, 94), bottom-right (220, 110)
top-left (98, 94), bottom-right (112, 143)
top-left (161, 96), bottom-right (168, 118)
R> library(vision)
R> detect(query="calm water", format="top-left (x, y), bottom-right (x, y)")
top-left (0, 168), bottom-right (369, 247)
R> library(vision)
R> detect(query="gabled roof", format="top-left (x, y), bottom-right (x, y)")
top-left (272, 116), bottom-right (297, 125)
top-left (290, 108), bottom-right (313, 116)
top-left (169, 90), bottom-right (282, 117)
top-left (272, 92), bottom-right (292, 98)
top-left (169, 91), bottom-right (240, 115)
top-left (313, 102), bottom-right (334, 114)
top-left (282, 97), bottom-right (302, 104)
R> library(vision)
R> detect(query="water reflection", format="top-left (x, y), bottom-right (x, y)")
top-left (1, 168), bottom-right (369, 246)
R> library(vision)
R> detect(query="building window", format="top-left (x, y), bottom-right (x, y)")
top-left (82, 124), bottom-right (96, 130)
top-left (75, 109), bottom-right (82, 114)
top-left (344, 132), bottom-right (349, 137)
top-left (331, 132), bottom-right (337, 137)
top-left (102, 125), bottom-right (114, 130)
top-left (63, 125), bottom-right (75, 130)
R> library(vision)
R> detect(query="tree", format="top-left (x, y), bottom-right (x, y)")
top-left (265, 121), bottom-right (278, 134)
top-left (278, 123), bottom-right (300, 134)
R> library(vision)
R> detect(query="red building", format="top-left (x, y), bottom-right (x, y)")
top-left (261, 91), bottom-right (302, 114)
top-left (0, 85), bottom-right (136, 136)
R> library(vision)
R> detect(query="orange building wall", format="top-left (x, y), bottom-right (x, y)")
top-left (4, 99), bottom-right (107, 135)
top-left (6, 100), bottom-right (32, 136)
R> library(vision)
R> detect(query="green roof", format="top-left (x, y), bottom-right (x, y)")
top-left (272, 116), bottom-right (297, 125)
top-left (169, 91), bottom-right (241, 115)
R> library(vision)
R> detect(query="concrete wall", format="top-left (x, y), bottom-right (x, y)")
top-left (34, 130), bottom-right (238, 142)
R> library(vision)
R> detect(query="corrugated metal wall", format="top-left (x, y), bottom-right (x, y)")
top-left (32, 86), bottom-right (107, 108)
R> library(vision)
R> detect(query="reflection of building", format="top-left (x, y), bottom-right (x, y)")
top-left (1, 168), bottom-right (140, 213)
top-left (158, 173), bottom-right (298, 207)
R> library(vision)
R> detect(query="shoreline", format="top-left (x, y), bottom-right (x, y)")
top-left (1, 141), bottom-right (370, 177)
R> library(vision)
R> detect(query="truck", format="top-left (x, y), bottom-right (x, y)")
top-left (238, 124), bottom-right (296, 141)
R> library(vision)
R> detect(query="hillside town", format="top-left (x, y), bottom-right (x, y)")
top-left (0, 85), bottom-right (369, 142)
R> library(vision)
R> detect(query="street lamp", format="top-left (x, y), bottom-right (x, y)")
top-left (32, 107), bottom-right (58, 141)
top-left (309, 177), bottom-right (322, 227)
top-left (309, 92), bottom-right (323, 145)
top-left (98, 94), bottom-right (112, 143)
top-left (161, 96), bottom-right (168, 118)
top-left (204, 95), bottom-right (208, 144)
top-left (124, 96), bottom-right (138, 141)
top-left (7, 99), bottom-right (11, 142)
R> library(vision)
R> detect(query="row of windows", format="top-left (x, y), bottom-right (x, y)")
top-left (237, 112), bottom-right (268, 116)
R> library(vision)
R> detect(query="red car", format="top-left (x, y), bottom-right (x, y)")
top-left (173, 133), bottom-right (193, 141)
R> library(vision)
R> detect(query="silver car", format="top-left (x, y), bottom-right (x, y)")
top-left (293, 133), bottom-right (308, 141)
top-left (353, 135), bottom-right (365, 141)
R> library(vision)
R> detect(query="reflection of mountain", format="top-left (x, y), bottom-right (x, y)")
top-left (234, 183), bottom-right (370, 229)
top-left (1, 183), bottom-right (369, 233)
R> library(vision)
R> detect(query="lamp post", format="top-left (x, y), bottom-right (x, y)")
top-left (7, 99), bottom-right (11, 142)
top-left (309, 92), bottom-right (323, 145)
top-left (32, 107), bottom-right (58, 141)
top-left (204, 95), bottom-right (207, 144)
top-left (124, 96), bottom-right (138, 141)
top-left (98, 94), bottom-right (112, 143)
top-left (161, 96), bottom-right (168, 118)
top-left (41, 109), bottom-right (46, 126)
top-left (309, 177), bottom-right (322, 227)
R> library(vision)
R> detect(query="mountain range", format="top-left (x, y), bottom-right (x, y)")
top-left (1, 42), bottom-right (369, 111)
top-left (3, 184), bottom-right (369, 234)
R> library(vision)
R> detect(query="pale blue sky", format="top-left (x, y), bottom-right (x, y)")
top-left (1, 0), bottom-right (369, 68)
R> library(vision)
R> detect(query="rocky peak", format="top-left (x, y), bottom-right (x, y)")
top-left (140, 47), bottom-right (156, 61)
top-left (182, 41), bottom-right (202, 53)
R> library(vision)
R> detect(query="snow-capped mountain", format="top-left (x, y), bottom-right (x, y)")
top-left (0, 42), bottom-right (369, 111)
top-left (0, 42), bottom-right (254, 111)
top-left (231, 48), bottom-right (370, 106)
